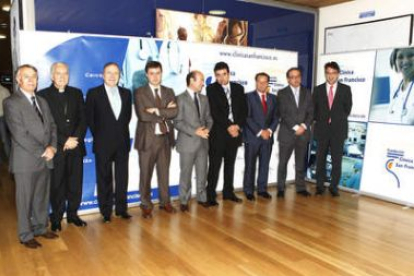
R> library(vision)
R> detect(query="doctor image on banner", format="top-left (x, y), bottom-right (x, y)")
top-left (388, 47), bottom-right (414, 124)
top-left (121, 38), bottom-right (160, 93)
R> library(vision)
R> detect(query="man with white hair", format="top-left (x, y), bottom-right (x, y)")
top-left (38, 62), bottom-right (87, 232)
top-left (3, 64), bottom-right (58, 249)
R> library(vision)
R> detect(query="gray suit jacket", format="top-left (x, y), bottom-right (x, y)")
top-left (134, 84), bottom-right (178, 151)
top-left (3, 90), bottom-right (57, 173)
top-left (277, 85), bottom-right (314, 143)
top-left (174, 90), bottom-right (213, 153)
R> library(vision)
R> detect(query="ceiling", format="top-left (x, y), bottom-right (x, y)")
top-left (271, 0), bottom-right (354, 8)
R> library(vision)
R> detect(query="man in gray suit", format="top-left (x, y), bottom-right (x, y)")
top-left (134, 61), bottom-right (178, 218)
top-left (277, 67), bottom-right (314, 198)
top-left (174, 71), bottom-right (213, 212)
top-left (3, 64), bottom-right (58, 249)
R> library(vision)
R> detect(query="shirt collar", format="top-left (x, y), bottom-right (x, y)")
top-left (187, 87), bottom-right (197, 99)
top-left (290, 85), bottom-right (300, 94)
top-left (20, 88), bottom-right (35, 102)
top-left (149, 84), bottom-right (161, 93)
top-left (104, 84), bottom-right (118, 93)
top-left (326, 82), bottom-right (338, 91)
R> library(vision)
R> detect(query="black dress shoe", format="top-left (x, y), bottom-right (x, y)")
top-left (258, 192), bottom-right (272, 199)
top-left (277, 191), bottom-right (285, 198)
top-left (297, 190), bottom-right (312, 197)
top-left (35, 231), bottom-right (59, 239)
top-left (180, 204), bottom-right (189, 212)
top-left (103, 216), bottom-right (111, 223)
top-left (51, 221), bottom-right (62, 232)
top-left (68, 216), bottom-right (88, 227)
top-left (21, 239), bottom-right (41, 249)
top-left (315, 189), bottom-right (325, 196)
top-left (115, 212), bottom-right (132, 219)
top-left (197, 201), bottom-right (210, 208)
top-left (329, 190), bottom-right (340, 197)
top-left (223, 195), bottom-right (243, 203)
top-left (245, 194), bottom-right (255, 201)
top-left (207, 200), bottom-right (219, 207)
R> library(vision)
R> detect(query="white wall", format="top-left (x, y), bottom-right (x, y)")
top-left (317, 0), bottom-right (414, 55)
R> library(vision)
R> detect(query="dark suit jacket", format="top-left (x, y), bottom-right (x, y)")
top-left (244, 91), bottom-right (278, 144)
top-left (312, 82), bottom-right (352, 141)
top-left (206, 81), bottom-right (247, 146)
top-left (277, 86), bottom-right (314, 143)
top-left (85, 84), bottom-right (132, 156)
top-left (3, 90), bottom-right (57, 173)
top-left (37, 85), bottom-right (86, 156)
top-left (134, 84), bottom-right (178, 151)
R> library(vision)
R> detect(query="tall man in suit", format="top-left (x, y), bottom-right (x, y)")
top-left (277, 68), bottom-right (314, 198)
top-left (174, 71), bottom-right (213, 211)
top-left (313, 62), bottom-right (352, 197)
top-left (4, 64), bottom-right (58, 249)
top-left (37, 62), bottom-right (87, 231)
top-left (206, 62), bottom-right (247, 205)
top-left (243, 73), bottom-right (278, 201)
top-left (135, 61), bottom-right (178, 218)
top-left (86, 62), bottom-right (132, 223)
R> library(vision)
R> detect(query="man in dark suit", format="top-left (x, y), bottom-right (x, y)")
top-left (4, 64), bottom-right (59, 249)
top-left (277, 68), bottom-right (314, 198)
top-left (174, 71), bottom-right (213, 211)
top-left (134, 61), bottom-right (178, 218)
top-left (313, 61), bottom-right (352, 197)
top-left (37, 62), bottom-right (87, 231)
top-left (206, 62), bottom-right (247, 205)
top-left (86, 62), bottom-right (132, 223)
top-left (243, 73), bottom-right (278, 201)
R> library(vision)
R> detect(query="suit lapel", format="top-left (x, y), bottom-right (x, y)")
top-left (18, 90), bottom-right (44, 125)
top-left (287, 86), bottom-right (299, 110)
top-left (101, 85), bottom-right (118, 121)
top-left (254, 92), bottom-right (267, 118)
top-left (298, 87), bottom-right (306, 109)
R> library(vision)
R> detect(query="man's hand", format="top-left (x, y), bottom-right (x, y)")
top-left (295, 126), bottom-right (306, 136)
top-left (195, 127), bottom-right (209, 139)
top-left (63, 137), bottom-right (79, 151)
top-left (146, 107), bottom-right (159, 114)
top-left (167, 101), bottom-right (177, 108)
top-left (227, 124), bottom-right (240, 138)
top-left (42, 146), bottom-right (56, 161)
top-left (260, 130), bottom-right (271, 140)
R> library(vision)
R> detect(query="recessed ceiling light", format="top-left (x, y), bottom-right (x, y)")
top-left (2, 5), bottom-right (11, 12)
top-left (209, 10), bottom-right (226, 16)
top-left (0, 35), bottom-right (7, 39)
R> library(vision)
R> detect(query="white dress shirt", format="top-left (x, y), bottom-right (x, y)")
top-left (256, 91), bottom-right (273, 137)
top-left (289, 86), bottom-right (307, 132)
top-left (104, 84), bottom-right (122, 120)
top-left (22, 89), bottom-right (42, 113)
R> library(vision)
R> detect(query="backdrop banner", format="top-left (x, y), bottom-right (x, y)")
top-left (18, 30), bottom-right (298, 213)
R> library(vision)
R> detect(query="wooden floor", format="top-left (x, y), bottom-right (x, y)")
top-left (1, 164), bottom-right (414, 276)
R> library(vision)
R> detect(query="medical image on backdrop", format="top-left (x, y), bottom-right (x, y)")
top-left (306, 122), bottom-right (367, 191)
top-left (369, 47), bottom-right (414, 125)
top-left (156, 9), bottom-right (248, 46)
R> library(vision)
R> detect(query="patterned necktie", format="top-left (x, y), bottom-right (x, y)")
top-left (194, 93), bottom-right (201, 118)
top-left (225, 86), bottom-right (234, 122)
top-left (31, 96), bottom-right (44, 124)
top-left (154, 88), bottom-right (167, 134)
top-left (261, 94), bottom-right (267, 115)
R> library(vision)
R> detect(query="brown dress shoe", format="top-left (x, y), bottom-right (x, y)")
top-left (141, 207), bottom-right (153, 219)
top-left (21, 238), bottom-right (42, 249)
top-left (180, 204), bottom-right (189, 212)
top-left (36, 231), bottom-right (59, 239)
top-left (160, 203), bottom-right (176, 213)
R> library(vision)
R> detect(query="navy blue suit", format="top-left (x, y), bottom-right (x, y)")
top-left (243, 91), bottom-right (278, 195)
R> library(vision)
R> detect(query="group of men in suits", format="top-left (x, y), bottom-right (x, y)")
top-left (3, 60), bottom-right (351, 249)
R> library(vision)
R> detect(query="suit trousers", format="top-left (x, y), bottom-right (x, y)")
top-left (316, 135), bottom-right (345, 193)
top-left (179, 149), bottom-right (208, 205)
top-left (138, 135), bottom-right (171, 209)
top-left (14, 167), bottom-right (50, 242)
top-left (207, 135), bottom-right (239, 201)
top-left (95, 149), bottom-right (129, 217)
top-left (277, 136), bottom-right (308, 192)
top-left (243, 140), bottom-right (272, 195)
top-left (49, 150), bottom-right (83, 223)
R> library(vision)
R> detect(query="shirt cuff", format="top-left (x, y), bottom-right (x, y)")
top-left (300, 123), bottom-right (307, 130)
top-left (267, 128), bottom-right (273, 135)
top-left (154, 108), bottom-right (160, 116)
top-left (256, 130), bottom-right (262, 137)
top-left (292, 125), bottom-right (299, 131)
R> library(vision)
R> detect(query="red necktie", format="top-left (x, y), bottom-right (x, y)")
top-left (328, 85), bottom-right (334, 123)
top-left (261, 94), bottom-right (267, 115)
